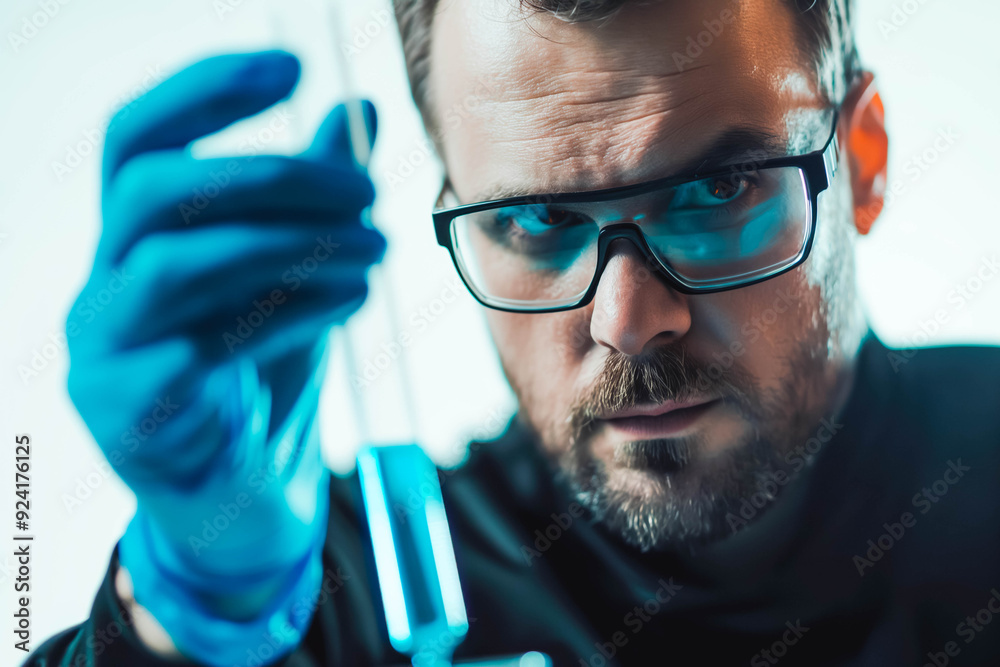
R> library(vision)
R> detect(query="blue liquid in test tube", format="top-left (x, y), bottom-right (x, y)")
top-left (358, 445), bottom-right (468, 666)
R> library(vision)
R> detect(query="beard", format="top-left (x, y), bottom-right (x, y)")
top-left (519, 338), bottom-right (830, 553)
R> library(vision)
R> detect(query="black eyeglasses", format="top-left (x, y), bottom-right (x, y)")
top-left (432, 113), bottom-right (841, 313)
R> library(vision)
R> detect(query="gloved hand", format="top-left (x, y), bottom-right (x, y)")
top-left (65, 50), bottom-right (385, 665)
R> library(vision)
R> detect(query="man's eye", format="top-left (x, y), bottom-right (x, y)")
top-left (708, 177), bottom-right (744, 201)
top-left (674, 175), bottom-right (752, 208)
top-left (497, 205), bottom-right (588, 234)
top-left (539, 207), bottom-right (580, 226)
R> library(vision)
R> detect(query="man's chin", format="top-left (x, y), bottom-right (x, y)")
top-left (564, 442), bottom-right (787, 552)
top-left (576, 466), bottom-right (732, 551)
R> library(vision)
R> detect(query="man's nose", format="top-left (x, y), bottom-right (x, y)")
top-left (589, 239), bottom-right (692, 356)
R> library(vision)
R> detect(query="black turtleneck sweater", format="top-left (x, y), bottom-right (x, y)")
top-left (27, 333), bottom-right (1000, 666)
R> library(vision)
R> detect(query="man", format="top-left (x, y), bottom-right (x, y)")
top-left (30, 0), bottom-right (1000, 665)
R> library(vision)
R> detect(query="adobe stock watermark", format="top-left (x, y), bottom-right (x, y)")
top-left (17, 268), bottom-right (136, 385)
top-left (61, 458), bottom-right (121, 514)
top-left (351, 277), bottom-right (465, 390)
top-left (853, 459), bottom-right (971, 577)
top-left (179, 160), bottom-right (245, 224)
top-left (894, 127), bottom-right (959, 188)
top-left (18, 330), bottom-right (73, 386)
top-left (222, 234), bottom-right (341, 353)
top-left (519, 502), bottom-right (587, 566)
top-left (856, 126), bottom-right (959, 232)
top-left (381, 75), bottom-right (499, 191)
top-left (59, 396), bottom-right (179, 515)
top-left (235, 566), bottom-right (351, 667)
top-left (921, 588), bottom-right (1000, 667)
top-left (438, 407), bottom-right (511, 472)
top-left (118, 396), bottom-right (181, 452)
top-left (887, 254), bottom-right (998, 372)
top-left (440, 75), bottom-right (500, 132)
top-left (340, 8), bottom-right (392, 59)
top-left (750, 620), bottom-right (810, 666)
top-left (178, 108), bottom-right (294, 224)
top-left (212, 0), bottom-right (249, 21)
top-left (877, 0), bottom-right (935, 40)
top-left (7, 0), bottom-right (74, 53)
top-left (390, 467), bottom-right (447, 524)
top-left (72, 602), bottom-right (138, 659)
top-left (51, 65), bottom-right (166, 182)
top-left (384, 136), bottom-right (435, 192)
top-left (579, 578), bottom-right (683, 667)
top-left (187, 440), bottom-right (297, 557)
top-left (671, 2), bottom-right (737, 71)
top-left (390, 409), bottom-right (511, 525)
top-left (235, 108), bottom-right (295, 158)
top-left (726, 416), bottom-right (843, 533)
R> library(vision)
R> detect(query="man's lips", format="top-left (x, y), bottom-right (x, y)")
top-left (599, 397), bottom-right (718, 420)
top-left (598, 398), bottom-right (720, 439)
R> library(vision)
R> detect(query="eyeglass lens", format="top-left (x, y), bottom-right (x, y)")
top-left (450, 166), bottom-right (812, 309)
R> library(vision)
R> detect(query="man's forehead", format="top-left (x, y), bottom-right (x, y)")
top-left (429, 0), bottom-right (826, 201)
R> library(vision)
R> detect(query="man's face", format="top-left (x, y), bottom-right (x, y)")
top-left (429, 0), bottom-right (867, 550)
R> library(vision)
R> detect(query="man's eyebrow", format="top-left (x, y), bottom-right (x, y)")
top-left (470, 125), bottom-right (788, 203)
top-left (678, 126), bottom-right (789, 176)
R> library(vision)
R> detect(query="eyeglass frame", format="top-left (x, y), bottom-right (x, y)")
top-left (432, 111), bottom-right (841, 314)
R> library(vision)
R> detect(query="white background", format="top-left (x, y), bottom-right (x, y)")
top-left (1, 0), bottom-right (998, 663)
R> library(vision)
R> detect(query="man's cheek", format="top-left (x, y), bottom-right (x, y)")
top-left (550, 308), bottom-right (595, 361)
top-left (499, 315), bottom-right (580, 437)
top-left (487, 313), bottom-right (546, 389)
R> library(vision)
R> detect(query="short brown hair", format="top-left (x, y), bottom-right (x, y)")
top-left (393, 0), bottom-right (860, 131)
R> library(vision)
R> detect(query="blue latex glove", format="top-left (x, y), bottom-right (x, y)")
top-left (65, 50), bottom-right (384, 665)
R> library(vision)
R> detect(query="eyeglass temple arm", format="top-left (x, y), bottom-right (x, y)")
top-left (817, 110), bottom-right (842, 191)
top-left (823, 125), bottom-right (840, 185)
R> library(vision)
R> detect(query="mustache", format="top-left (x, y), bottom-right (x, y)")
top-left (568, 345), bottom-right (757, 443)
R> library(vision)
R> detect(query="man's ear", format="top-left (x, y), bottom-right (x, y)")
top-left (840, 71), bottom-right (888, 235)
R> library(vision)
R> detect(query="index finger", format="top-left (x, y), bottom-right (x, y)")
top-left (102, 50), bottom-right (301, 184)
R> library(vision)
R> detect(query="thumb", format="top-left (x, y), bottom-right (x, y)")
top-left (306, 100), bottom-right (377, 164)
